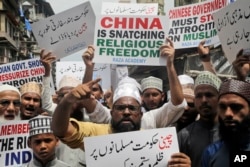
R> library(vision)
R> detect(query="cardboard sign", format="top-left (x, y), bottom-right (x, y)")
top-left (213, 0), bottom-right (250, 63)
top-left (85, 127), bottom-right (179, 167)
top-left (31, 1), bottom-right (95, 60)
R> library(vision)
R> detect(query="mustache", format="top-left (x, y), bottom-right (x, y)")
top-left (199, 104), bottom-right (212, 109)
top-left (25, 107), bottom-right (35, 111)
top-left (121, 117), bottom-right (133, 122)
top-left (117, 117), bottom-right (135, 124)
top-left (223, 118), bottom-right (239, 125)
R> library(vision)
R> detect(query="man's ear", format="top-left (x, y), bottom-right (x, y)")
top-left (110, 109), bottom-right (114, 116)
top-left (161, 92), bottom-right (165, 102)
top-left (55, 136), bottom-right (60, 147)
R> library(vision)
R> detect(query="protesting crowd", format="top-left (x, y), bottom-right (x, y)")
top-left (1, 0), bottom-right (250, 167)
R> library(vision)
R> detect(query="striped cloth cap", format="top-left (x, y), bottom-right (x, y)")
top-left (219, 79), bottom-right (250, 103)
top-left (28, 115), bottom-right (53, 137)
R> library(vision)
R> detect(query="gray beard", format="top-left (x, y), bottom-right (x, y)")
top-left (0, 113), bottom-right (21, 123)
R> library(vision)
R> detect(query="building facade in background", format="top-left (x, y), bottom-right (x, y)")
top-left (0, 0), bottom-right (54, 64)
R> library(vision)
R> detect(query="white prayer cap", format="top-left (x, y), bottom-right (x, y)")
top-left (141, 76), bottom-right (163, 92)
top-left (113, 83), bottom-right (141, 104)
top-left (58, 75), bottom-right (81, 90)
top-left (195, 71), bottom-right (221, 91)
top-left (167, 87), bottom-right (194, 101)
top-left (118, 76), bottom-right (141, 92)
top-left (178, 74), bottom-right (194, 98)
top-left (0, 84), bottom-right (20, 96)
top-left (178, 74), bottom-right (194, 85)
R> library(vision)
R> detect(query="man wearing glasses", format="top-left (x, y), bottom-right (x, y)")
top-left (52, 78), bottom-right (143, 145)
top-left (52, 78), bottom-right (191, 167)
top-left (0, 84), bottom-right (21, 122)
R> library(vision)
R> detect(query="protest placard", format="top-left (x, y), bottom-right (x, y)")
top-left (0, 120), bottom-right (32, 167)
top-left (0, 58), bottom-right (44, 88)
top-left (85, 127), bottom-right (178, 167)
top-left (213, 0), bottom-right (250, 64)
top-left (93, 14), bottom-right (169, 66)
top-left (101, 2), bottom-right (158, 15)
top-left (168, 0), bottom-right (228, 49)
top-left (31, 1), bottom-right (95, 60)
top-left (56, 61), bottom-right (111, 89)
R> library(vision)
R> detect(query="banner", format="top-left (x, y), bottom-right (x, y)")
top-left (0, 58), bottom-right (44, 88)
top-left (85, 127), bottom-right (179, 167)
top-left (31, 1), bottom-right (95, 60)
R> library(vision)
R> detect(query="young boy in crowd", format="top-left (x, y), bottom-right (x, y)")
top-left (25, 115), bottom-right (69, 167)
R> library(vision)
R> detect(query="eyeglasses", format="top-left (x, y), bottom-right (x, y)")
top-left (113, 104), bottom-right (140, 114)
top-left (0, 100), bottom-right (21, 108)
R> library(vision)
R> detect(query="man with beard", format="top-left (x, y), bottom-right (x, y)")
top-left (201, 79), bottom-right (250, 167)
top-left (55, 75), bottom-right (87, 121)
top-left (52, 78), bottom-right (191, 166)
top-left (19, 81), bottom-right (43, 120)
top-left (51, 78), bottom-right (142, 149)
top-left (140, 76), bottom-right (166, 112)
top-left (82, 38), bottom-right (187, 129)
top-left (0, 84), bottom-right (21, 122)
top-left (178, 71), bottom-right (222, 167)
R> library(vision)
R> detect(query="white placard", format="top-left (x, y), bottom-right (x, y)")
top-left (56, 61), bottom-right (111, 89)
top-left (101, 2), bottom-right (158, 15)
top-left (0, 58), bottom-right (44, 88)
top-left (93, 15), bottom-right (169, 66)
top-left (85, 127), bottom-right (179, 167)
top-left (31, 1), bottom-right (95, 60)
top-left (168, 0), bottom-right (228, 49)
top-left (0, 120), bottom-right (32, 166)
top-left (213, 0), bottom-right (250, 63)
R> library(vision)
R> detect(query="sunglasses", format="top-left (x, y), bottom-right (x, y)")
top-left (0, 99), bottom-right (21, 108)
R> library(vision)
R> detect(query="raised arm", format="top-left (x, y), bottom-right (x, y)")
top-left (232, 49), bottom-right (250, 81)
top-left (82, 45), bottom-right (95, 83)
top-left (160, 38), bottom-right (183, 105)
top-left (197, 40), bottom-right (216, 74)
top-left (51, 78), bottom-right (101, 138)
top-left (141, 38), bottom-right (186, 128)
top-left (40, 49), bottom-right (57, 113)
